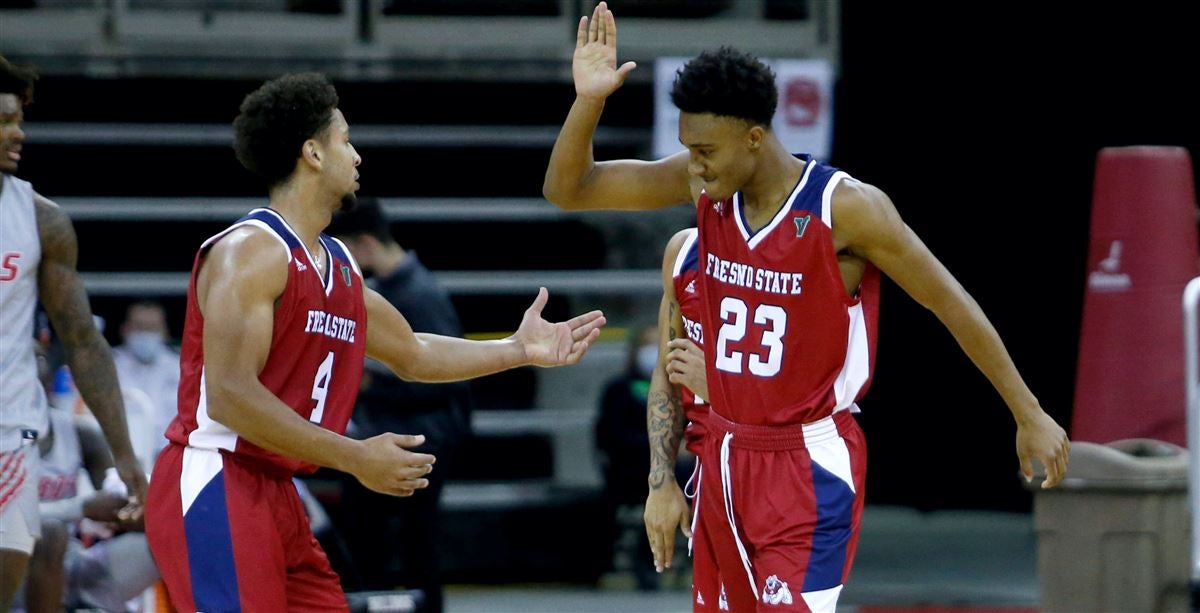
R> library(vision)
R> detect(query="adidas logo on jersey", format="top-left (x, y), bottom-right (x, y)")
top-left (718, 584), bottom-right (729, 610)
top-left (295, 260), bottom-right (308, 272)
top-left (696, 591), bottom-right (705, 606)
top-left (685, 280), bottom-right (696, 294)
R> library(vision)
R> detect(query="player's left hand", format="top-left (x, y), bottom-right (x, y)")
top-left (114, 456), bottom-right (148, 523)
top-left (666, 338), bottom-right (708, 400)
top-left (1016, 409), bottom-right (1070, 489)
top-left (513, 287), bottom-right (606, 367)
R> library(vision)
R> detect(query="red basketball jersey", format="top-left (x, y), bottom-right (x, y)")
top-left (671, 228), bottom-right (709, 454)
top-left (165, 208), bottom-right (368, 476)
top-left (696, 155), bottom-right (880, 427)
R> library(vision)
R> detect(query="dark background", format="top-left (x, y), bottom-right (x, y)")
top-left (11, 2), bottom-right (1199, 512)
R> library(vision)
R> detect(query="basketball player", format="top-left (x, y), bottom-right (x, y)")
top-left (0, 56), bottom-right (148, 608)
top-left (642, 228), bottom-right (711, 595)
top-left (143, 73), bottom-right (606, 612)
top-left (544, 5), bottom-right (1070, 611)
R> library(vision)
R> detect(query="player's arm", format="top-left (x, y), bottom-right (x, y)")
top-left (833, 181), bottom-right (1071, 488)
top-left (35, 194), bottom-right (147, 512)
top-left (644, 230), bottom-right (693, 573)
top-left (542, 2), bottom-right (694, 211)
top-left (199, 229), bottom-right (433, 496)
top-left (365, 286), bottom-right (604, 382)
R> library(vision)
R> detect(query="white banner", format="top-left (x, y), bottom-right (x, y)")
top-left (653, 57), bottom-right (833, 160)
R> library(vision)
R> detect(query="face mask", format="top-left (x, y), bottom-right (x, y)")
top-left (635, 344), bottom-right (658, 379)
top-left (127, 331), bottom-right (165, 363)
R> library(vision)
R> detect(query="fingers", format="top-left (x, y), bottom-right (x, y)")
top-left (1042, 444), bottom-right (1068, 489)
top-left (679, 507), bottom-right (693, 539)
top-left (605, 4), bottom-right (617, 48)
top-left (569, 312), bottom-right (607, 341)
top-left (576, 15), bottom-right (587, 48)
top-left (566, 328), bottom-right (602, 363)
top-left (617, 61), bottom-right (638, 80)
top-left (390, 433), bottom-right (426, 448)
top-left (526, 287), bottom-right (549, 317)
top-left (1019, 455), bottom-right (1033, 483)
top-left (660, 525), bottom-right (676, 570)
top-left (588, 3), bottom-right (600, 43)
top-left (597, 2), bottom-right (607, 45)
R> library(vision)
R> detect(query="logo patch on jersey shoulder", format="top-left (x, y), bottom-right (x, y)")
top-left (794, 215), bottom-right (812, 238)
top-left (685, 279), bottom-right (697, 294)
top-left (296, 260), bottom-right (308, 272)
top-left (340, 264), bottom-right (352, 287)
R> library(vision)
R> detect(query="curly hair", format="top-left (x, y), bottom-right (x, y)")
top-left (233, 73), bottom-right (339, 188)
top-left (671, 47), bottom-right (777, 127)
top-left (0, 55), bottom-right (38, 105)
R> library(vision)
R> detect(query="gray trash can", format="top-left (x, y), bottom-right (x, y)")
top-left (1028, 439), bottom-right (1190, 613)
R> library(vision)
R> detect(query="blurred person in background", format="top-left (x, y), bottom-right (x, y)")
top-left (112, 300), bottom-right (181, 473)
top-left (0, 54), bottom-right (147, 609)
top-left (328, 197), bottom-right (472, 613)
top-left (544, 5), bottom-right (1070, 610)
top-left (23, 341), bottom-right (158, 613)
top-left (595, 323), bottom-right (667, 591)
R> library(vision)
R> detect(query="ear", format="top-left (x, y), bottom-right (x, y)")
top-left (747, 125), bottom-right (766, 151)
top-left (301, 138), bottom-right (322, 169)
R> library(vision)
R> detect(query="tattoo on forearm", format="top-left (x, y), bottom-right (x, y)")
top-left (647, 387), bottom-right (684, 490)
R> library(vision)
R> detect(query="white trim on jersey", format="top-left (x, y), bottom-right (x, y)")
top-left (327, 235), bottom-right (363, 278)
top-left (187, 370), bottom-right (238, 453)
top-left (180, 446), bottom-right (224, 517)
top-left (736, 158), bottom-right (817, 250)
top-left (199, 218), bottom-right (294, 263)
top-left (801, 584), bottom-right (843, 613)
top-left (832, 301), bottom-right (871, 413)
top-left (819, 171), bottom-right (851, 230)
top-left (257, 208), bottom-right (334, 295)
top-left (672, 228), bottom-right (699, 278)
top-left (806, 427), bottom-right (856, 493)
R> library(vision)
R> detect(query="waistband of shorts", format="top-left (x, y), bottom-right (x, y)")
top-left (706, 409), bottom-right (852, 451)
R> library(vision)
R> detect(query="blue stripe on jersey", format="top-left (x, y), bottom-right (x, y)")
top-left (790, 155), bottom-right (840, 219)
top-left (321, 234), bottom-right (351, 268)
top-left (802, 458), bottom-right (855, 592)
top-left (240, 209), bottom-right (302, 250)
top-left (184, 470), bottom-right (241, 612)
top-left (681, 234), bottom-right (701, 273)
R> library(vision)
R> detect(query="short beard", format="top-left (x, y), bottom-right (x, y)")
top-left (339, 193), bottom-right (358, 212)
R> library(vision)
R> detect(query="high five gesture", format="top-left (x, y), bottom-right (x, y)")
top-left (574, 2), bottom-right (637, 100)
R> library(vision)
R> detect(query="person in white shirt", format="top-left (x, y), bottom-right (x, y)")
top-left (111, 301), bottom-right (180, 473)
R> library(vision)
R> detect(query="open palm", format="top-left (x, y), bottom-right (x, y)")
top-left (574, 2), bottom-right (637, 99)
top-left (514, 287), bottom-right (606, 367)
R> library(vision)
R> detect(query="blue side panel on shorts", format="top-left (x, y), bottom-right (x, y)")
top-left (184, 470), bottom-right (241, 613)
top-left (802, 459), bottom-right (854, 592)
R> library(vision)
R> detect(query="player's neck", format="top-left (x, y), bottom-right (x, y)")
top-left (268, 182), bottom-right (335, 255)
top-left (740, 140), bottom-right (804, 216)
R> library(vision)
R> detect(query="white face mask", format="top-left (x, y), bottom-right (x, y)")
top-left (635, 344), bottom-right (658, 379)
top-left (127, 331), bottom-right (165, 363)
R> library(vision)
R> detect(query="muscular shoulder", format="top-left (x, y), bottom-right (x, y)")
top-left (199, 226), bottom-right (290, 299)
top-left (830, 178), bottom-right (903, 253)
top-left (34, 192), bottom-right (76, 261)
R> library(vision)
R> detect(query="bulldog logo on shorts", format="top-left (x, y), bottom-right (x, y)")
top-left (762, 575), bottom-right (794, 606)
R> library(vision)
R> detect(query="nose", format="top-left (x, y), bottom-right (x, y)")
top-left (687, 157), bottom-right (705, 177)
top-left (10, 124), bottom-right (25, 143)
top-left (353, 152), bottom-right (362, 167)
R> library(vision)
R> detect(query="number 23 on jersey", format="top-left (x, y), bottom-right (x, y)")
top-left (715, 296), bottom-right (787, 377)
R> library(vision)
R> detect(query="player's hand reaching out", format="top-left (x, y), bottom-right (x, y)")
top-left (353, 433), bottom-right (436, 497)
top-left (574, 1), bottom-right (637, 100)
top-left (666, 338), bottom-right (708, 400)
top-left (1016, 409), bottom-right (1070, 489)
top-left (513, 287), bottom-right (606, 367)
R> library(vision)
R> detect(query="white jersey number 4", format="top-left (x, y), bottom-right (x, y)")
top-left (309, 351), bottom-right (334, 424)
top-left (715, 297), bottom-right (786, 377)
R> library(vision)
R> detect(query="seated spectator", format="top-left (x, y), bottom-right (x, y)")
top-left (111, 301), bottom-right (180, 472)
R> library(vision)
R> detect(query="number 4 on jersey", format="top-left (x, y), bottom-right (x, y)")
top-left (309, 351), bottom-right (334, 424)
top-left (715, 297), bottom-right (787, 376)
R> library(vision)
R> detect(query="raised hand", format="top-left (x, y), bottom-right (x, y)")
top-left (353, 433), bottom-right (436, 497)
top-left (513, 287), bottom-right (606, 367)
top-left (574, 1), bottom-right (637, 100)
top-left (1016, 409), bottom-right (1070, 489)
